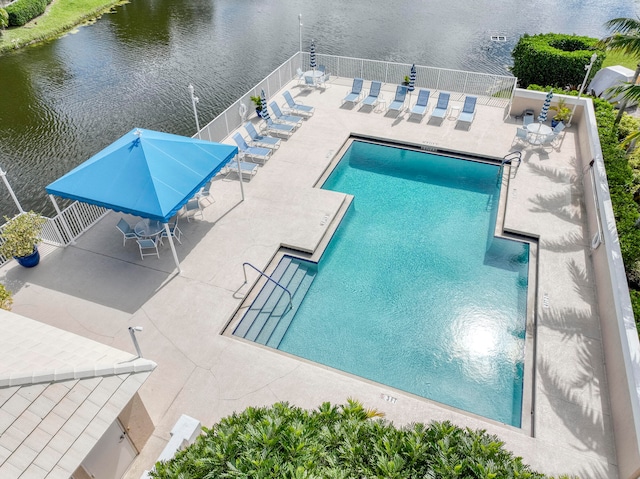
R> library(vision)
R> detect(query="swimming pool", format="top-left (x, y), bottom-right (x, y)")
top-left (241, 141), bottom-right (529, 426)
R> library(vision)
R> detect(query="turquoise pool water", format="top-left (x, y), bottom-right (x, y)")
top-left (278, 141), bottom-right (529, 426)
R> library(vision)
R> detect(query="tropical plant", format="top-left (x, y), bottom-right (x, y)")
top-left (150, 400), bottom-right (551, 479)
top-left (0, 8), bottom-right (9, 33)
top-left (0, 211), bottom-right (46, 259)
top-left (0, 284), bottom-right (13, 311)
top-left (599, 17), bottom-right (640, 124)
top-left (550, 97), bottom-right (572, 123)
top-left (250, 95), bottom-right (263, 111)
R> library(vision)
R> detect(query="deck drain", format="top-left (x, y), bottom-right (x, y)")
top-left (542, 293), bottom-right (550, 308)
top-left (380, 393), bottom-right (397, 404)
top-left (320, 214), bottom-right (330, 226)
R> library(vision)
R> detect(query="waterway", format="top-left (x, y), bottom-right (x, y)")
top-left (0, 0), bottom-right (638, 216)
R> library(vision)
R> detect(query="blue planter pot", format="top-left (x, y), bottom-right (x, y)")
top-left (15, 247), bottom-right (40, 268)
top-left (551, 119), bottom-right (561, 128)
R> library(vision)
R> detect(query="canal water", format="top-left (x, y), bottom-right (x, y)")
top-left (0, 0), bottom-right (638, 216)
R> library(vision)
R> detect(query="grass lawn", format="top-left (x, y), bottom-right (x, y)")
top-left (0, 0), bottom-right (126, 54)
top-left (602, 50), bottom-right (639, 70)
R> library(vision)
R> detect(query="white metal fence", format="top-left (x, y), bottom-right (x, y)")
top-left (197, 52), bottom-right (516, 142)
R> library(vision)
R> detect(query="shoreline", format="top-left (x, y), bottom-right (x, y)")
top-left (0, 0), bottom-right (127, 54)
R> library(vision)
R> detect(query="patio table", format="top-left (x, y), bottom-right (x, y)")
top-left (304, 70), bottom-right (324, 85)
top-left (526, 123), bottom-right (552, 145)
top-left (134, 219), bottom-right (164, 238)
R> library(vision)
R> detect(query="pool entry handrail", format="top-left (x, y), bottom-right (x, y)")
top-left (242, 262), bottom-right (293, 311)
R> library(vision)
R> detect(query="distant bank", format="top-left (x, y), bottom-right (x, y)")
top-left (0, 0), bottom-right (126, 54)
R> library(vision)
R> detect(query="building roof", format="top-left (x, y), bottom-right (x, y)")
top-left (0, 310), bottom-right (156, 479)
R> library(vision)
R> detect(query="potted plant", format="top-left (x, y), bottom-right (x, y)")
top-left (549, 98), bottom-right (571, 127)
top-left (402, 75), bottom-right (410, 86)
top-left (250, 96), bottom-right (263, 117)
top-left (0, 212), bottom-right (47, 267)
top-left (0, 284), bottom-right (13, 311)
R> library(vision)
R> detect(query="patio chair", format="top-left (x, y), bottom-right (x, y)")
top-left (387, 85), bottom-right (408, 115)
top-left (269, 102), bottom-right (304, 127)
top-left (513, 127), bottom-right (530, 145)
top-left (282, 91), bottom-right (315, 117)
top-left (361, 81), bottom-right (382, 110)
top-left (553, 122), bottom-right (565, 134)
top-left (318, 65), bottom-right (326, 74)
top-left (523, 112), bottom-right (534, 126)
top-left (457, 96), bottom-right (477, 128)
top-left (232, 132), bottom-right (272, 164)
top-left (296, 67), bottom-right (304, 84)
top-left (244, 122), bottom-right (281, 149)
top-left (342, 78), bottom-right (364, 106)
top-left (116, 218), bottom-right (138, 246)
top-left (161, 215), bottom-right (183, 245)
top-left (302, 75), bottom-right (316, 90)
top-left (430, 92), bottom-right (450, 120)
top-left (196, 180), bottom-right (214, 205)
top-left (263, 117), bottom-right (296, 138)
top-left (137, 237), bottom-right (160, 260)
top-left (185, 198), bottom-right (204, 222)
top-left (224, 159), bottom-right (259, 181)
top-left (409, 89), bottom-right (430, 119)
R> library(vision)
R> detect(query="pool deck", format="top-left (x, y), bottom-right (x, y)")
top-left (0, 78), bottom-right (616, 478)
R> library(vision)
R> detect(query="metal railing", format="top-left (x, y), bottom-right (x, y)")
top-left (242, 262), bottom-right (293, 312)
top-left (196, 52), bottom-right (517, 142)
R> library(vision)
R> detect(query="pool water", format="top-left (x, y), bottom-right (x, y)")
top-left (278, 141), bottom-right (529, 426)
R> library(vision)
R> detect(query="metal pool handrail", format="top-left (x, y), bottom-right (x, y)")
top-left (242, 262), bottom-right (293, 311)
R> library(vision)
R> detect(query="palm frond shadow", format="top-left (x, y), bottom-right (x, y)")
top-left (530, 192), bottom-right (583, 225)
top-left (528, 162), bottom-right (575, 184)
top-left (542, 306), bottom-right (595, 340)
top-left (568, 258), bottom-right (595, 305)
top-left (540, 231), bottom-right (586, 253)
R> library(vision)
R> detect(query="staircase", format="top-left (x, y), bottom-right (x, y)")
top-left (233, 256), bottom-right (317, 349)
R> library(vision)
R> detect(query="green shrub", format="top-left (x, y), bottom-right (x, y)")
top-left (512, 34), bottom-right (605, 88)
top-left (150, 400), bottom-right (550, 478)
top-left (6, 0), bottom-right (49, 27)
top-left (618, 114), bottom-right (640, 143)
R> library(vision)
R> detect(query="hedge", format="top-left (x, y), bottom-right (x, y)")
top-left (512, 34), bottom-right (605, 88)
top-left (6, 0), bottom-right (52, 27)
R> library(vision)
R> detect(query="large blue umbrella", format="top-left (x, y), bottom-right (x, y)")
top-left (408, 63), bottom-right (416, 102)
top-left (309, 40), bottom-right (317, 71)
top-left (259, 89), bottom-right (271, 120)
top-left (538, 90), bottom-right (553, 123)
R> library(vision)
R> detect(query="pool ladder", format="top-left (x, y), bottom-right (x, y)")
top-left (242, 262), bottom-right (293, 312)
top-left (499, 151), bottom-right (522, 184)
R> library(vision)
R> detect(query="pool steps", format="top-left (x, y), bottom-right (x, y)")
top-left (233, 256), bottom-right (317, 348)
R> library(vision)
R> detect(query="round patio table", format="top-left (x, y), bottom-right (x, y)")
top-left (526, 123), bottom-right (552, 145)
top-left (135, 219), bottom-right (164, 238)
top-left (304, 70), bottom-right (323, 84)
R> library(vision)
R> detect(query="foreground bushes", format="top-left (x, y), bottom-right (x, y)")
top-left (6, 0), bottom-right (52, 27)
top-left (512, 34), bottom-right (605, 88)
top-left (150, 401), bottom-right (550, 478)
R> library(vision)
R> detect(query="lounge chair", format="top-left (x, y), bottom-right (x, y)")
top-left (116, 218), bottom-right (138, 246)
top-left (263, 117), bottom-right (296, 138)
top-left (361, 81), bottom-right (382, 109)
top-left (269, 102), bottom-right (304, 127)
top-left (387, 85), bottom-right (408, 114)
top-left (224, 159), bottom-right (258, 181)
top-left (430, 92), bottom-right (450, 120)
top-left (244, 122), bottom-right (281, 149)
top-left (342, 78), bottom-right (364, 106)
top-left (457, 96), bottom-right (477, 128)
top-left (409, 89), bottom-right (430, 119)
top-left (232, 132), bottom-right (272, 164)
top-left (282, 91), bottom-right (314, 117)
top-left (137, 237), bottom-right (160, 259)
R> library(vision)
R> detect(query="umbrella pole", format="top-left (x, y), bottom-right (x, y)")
top-left (237, 153), bottom-right (245, 201)
top-left (164, 223), bottom-right (182, 274)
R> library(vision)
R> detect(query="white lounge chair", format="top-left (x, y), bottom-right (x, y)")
top-left (409, 89), bottom-right (430, 119)
top-left (244, 122), bottom-right (281, 149)
top-left (224, 159), bottom-right (258, 181)
top-left (282, 91), bottom-right (314, 117)
top-left (431, 92), bottom-right (450, 120)
top-left (233, 133), bottom-right (272, 164)
top-left (263, 117), bottom-right (296, 138)
top-left (387, 85), bottom-right (408, 115)
top-left (342, 78), bottom-right (364, 106)
top-left (269, 102), bottom-right (304, 127)
top-left (361, 81), bottom-right (382, 110)
top-left (457, 96), bottom-right (477, 128)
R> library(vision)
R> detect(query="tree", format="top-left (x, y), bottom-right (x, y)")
top-left (600, 17), bottom-right (640, 124)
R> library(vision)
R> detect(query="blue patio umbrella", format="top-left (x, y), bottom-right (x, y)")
top-left (309, 40), bottom-right (317, 71)
top-left (259, 89), bottom-right (271, 120)
top-left (538, 90), bottom-right (553, 123)
top-left (408, 63), bottom-right (416, 102)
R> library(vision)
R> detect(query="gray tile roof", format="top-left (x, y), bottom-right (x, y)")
top-left (0, 310), bottom-right (156, 478)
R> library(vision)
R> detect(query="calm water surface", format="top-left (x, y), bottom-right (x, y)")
top-left (1, 0), bottom-right (638, 215)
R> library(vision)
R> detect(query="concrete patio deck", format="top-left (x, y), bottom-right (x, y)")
top-left (0, 78), bottom-right (616, 478)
